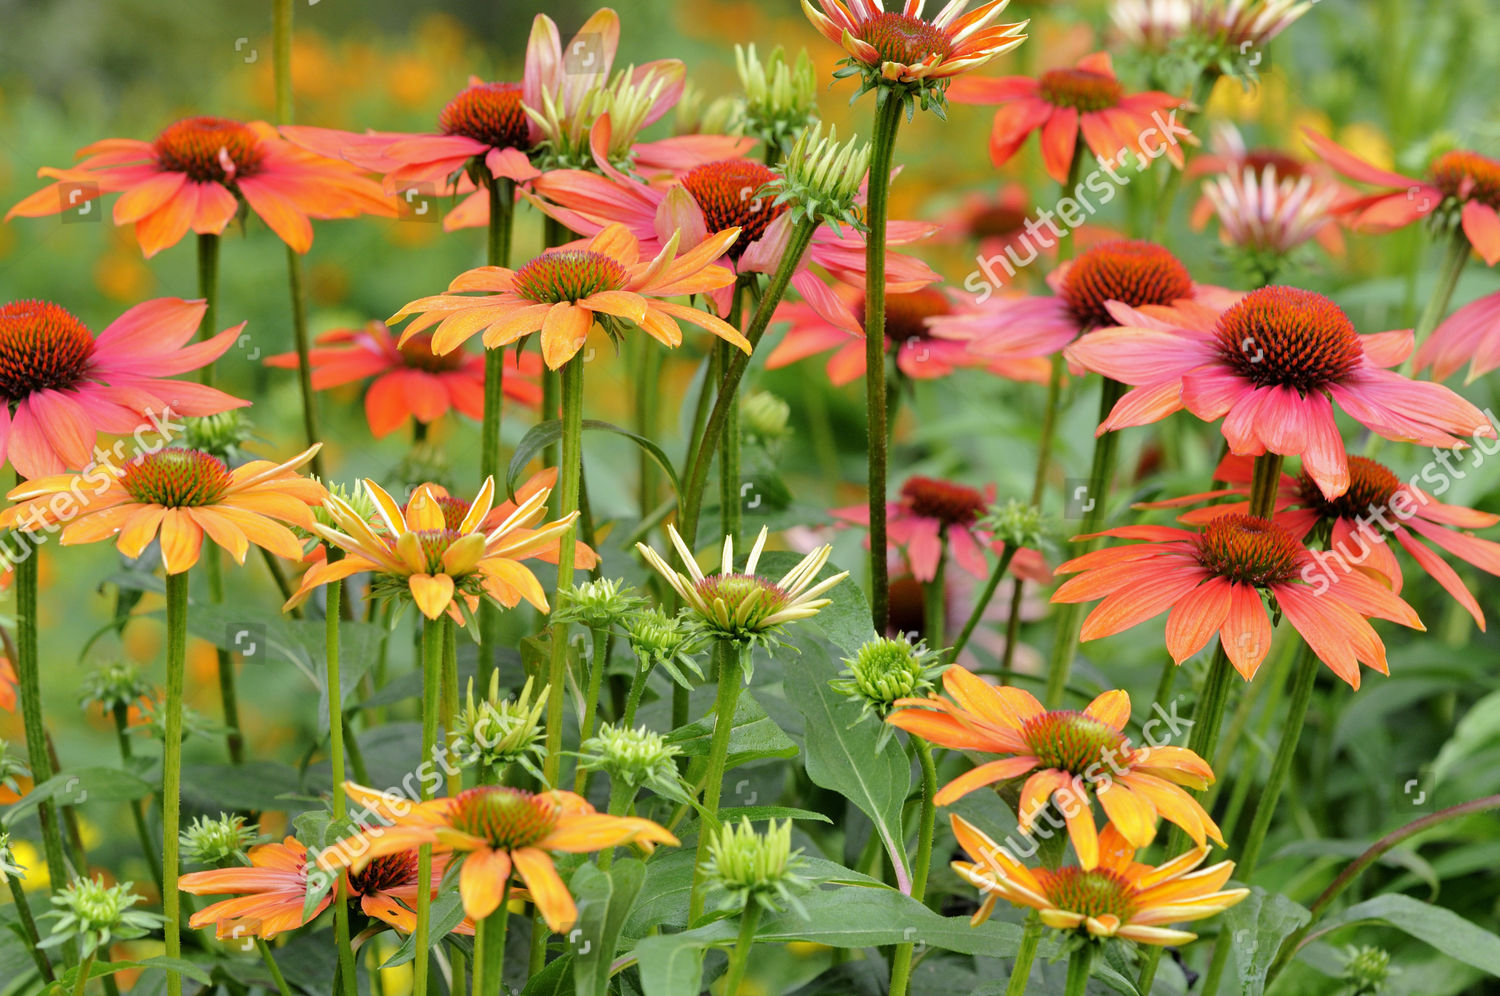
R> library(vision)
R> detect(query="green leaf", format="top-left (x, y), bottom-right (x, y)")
top-left (751, 551), bottom-right (875, 656)
top-left (520, 952), bottom-right (575, 996)
top-left (634, 933), bottom-right (709, 996)
top-left (1302, 893), bottom-right (1500, 978)
top-left (507, 419), bottom-right (680, 500)
top-left (3, 766), bottom-right (151, 826)
top-left (181, 762), bottom-right (304, 813)
top-left (45, 956), bottom-right (212, 994)
top-left (1432, 688), bottom-right (1500, 787)
top-left (571, 859), bottom-right (646, 996)
top-left (665, 690), bottom-right (798, 768)
top-left (382, 889), bottom-right (468, 967)
top-left (786, 645), bottom-right (913, 892)
top-left (1223, 887), bottom-right (1311, 996)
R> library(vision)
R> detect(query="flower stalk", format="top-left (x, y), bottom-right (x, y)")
top-left (472, 883), bottom-right (511, 996)
top-left (888, 738), bottom-right (937, 996)
top-left (162, 571), bottom-right (189, 996)
top-left (413, 614), bottom-right (446, 996)
top-left (479, 175), bottom-right (516, 688)
top-left (324, 559), bottom-right (357, 996)
top-left (687, 639), bottom-right (746, 924)
top-left (720, 901), bottom-right (763, 995)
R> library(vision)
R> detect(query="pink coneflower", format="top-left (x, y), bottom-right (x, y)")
top-left (834, 475), bottom-right (1050, 584)
top-left (0, 298), bottom-right (245, 477)
top-left (1066, 285), bottom-right (1494, 499)
top-left (528, 134), bottom-right (938, 318)
top-left (265, 322), bottom-right (541, 439)
top-left (7, 117), bottom-right (392, 257)
top-left (1201, 164), bottom-right (1342, 257)
top-left (1053, 512), bottom-right (1423, 687)
top-left (801, 0), bottom-right (1029, 85)
top-left (1415, 289), bottom-right (1500, 383)
top-left (950, 52), bottom-right (1189, 183)
top-left (766, 284), bottom-right (1050, 385)
top-left (1304, 129), bottom-right (1500, 265)
top-left (1144, 453), bottom-right (1500, 629)
top-left (948, 240), bottom-right (1238, 368)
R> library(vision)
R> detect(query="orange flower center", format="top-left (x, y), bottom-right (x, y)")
top-left (1037, 866), bottom-right (1138, 922)
top-left (1428, 149), bottom-right (1500, 210)
top-left (1021, 710), bottom-right (1130, 776)
top-left (968, 203), bottom-right (1029, 239)
top-left (409, 528), bottom-right (465, 572)
top-left (397, 332), bottom-right (468, 373)
top-left (0, 300), bottom-right (96, 401)
top-left (1296, 455), bottom-right (1400, 524)
top-left (1039, 68), bottom-right (1124, 113)
top-left (438, 82), bottom-right (531, 152)
top-left (451, 787), bottom-right (559, 849)
top-left (348, 849), bottom-right (419, 896)
top-left (860, 287), bottom-right (953, 344)
top-left (1060, 240), bottom-right (1194, 330)
top-left (679, 160), bottom-right (786, 259)
top-left (401, 495), bottom-right (473, 532)
top-left (153, 116), bottom-right (265, 184)
top-left (1194, 514), bottom-right (1301, 585)
top-left (119, 448), bottom-right (233, 507)
top-left (900, 476), bottom-right (986, 527)
top-left (858, 12), bottom-right (953, 66)
top-left (512, 249), bottom-right (628, 304)
top-left (1214, 286), bottom-right (1363, 393)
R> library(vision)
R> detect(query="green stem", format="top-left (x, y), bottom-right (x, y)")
top-left (478, 177), bottom-right (515, 690)
top-left (111, 705), bottom-right (164, 898)
top-left (678, 218), bottom-right (819, 546)
top-left (7, 875), bottom-right (53, 981)
top-left (1406, 227), bottom-right (1471, 369)
top-left (72, 952), bottom-right (96, 996)
top-left (204, 545), bottom-right (243, 764)
top-left (1005, 913), bottom-right (1042, 996)
top-left (862, 89), bottom-right (905, 633)
top-left (162, 571), bottom-right (190, 996)
top-left (720, 902), bottom-right (763, 996)
top-left (717, 352), bottom-right (744, 547)
top-left (622, 660), bottom-right (649, 730)
top-left (1044, 376), bottom-right (1125, 707)
top-left (196, 233), bottom-right (220, 385)
top-left (413, 616), bottom-right (445, 996)
top-left (325, 564), bottom-right (357, 996)
top-left (256, 938), bottom-right (295, 996)
top-left (951, 546), bottom-right (1016, 664)
top-left (922, 551), bottom-right (946, 652)
top-left (889, 740), bottom-right (938, 996)
top-left (1199, 642), bottom-right (1319, 996)
top-left (286, 246), bottom-right (326, 480)
top-left (473, 883), bottom-right (511, 996)
top-left (598, 779), bottom-right (639, 872)
top-left (687, 640), bottom-right (745, 924)
top-left (574, 626), bottom-right (611, 794)
top-left (635, 340), bottom-right (663, 520)
top-left (1063, 943), bottom-right (1095, 996)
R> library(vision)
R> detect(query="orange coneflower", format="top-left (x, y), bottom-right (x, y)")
top-left (1065, 286), bottom-right (1494, 499)
top-left (180, 836), bottom-right (472, 939)
top-left (1052, 512), bottom-right (1425, 687)
top-left (422, 468), bottom-right (597, 571)
top-left (318, 783), bottom-right (676, 929)
top-left (950, 52), bottom-right (1189, 183)
top-left (951, 816), bottom-right (1248, 945)
top-left (887, 667), bottom-right (1219, 866)
top-left (6, 117), bottom-right (392, 257)
top-left (389, 223), bottom-right (747, 370)
top-left (0, 298), bottom-right (247, 478)
top-left (264, 322), bottom-right (542, 439)
top-left (0, 445), bottom-right (324, 574)
top-left (1145, 453), bottom-right (1500, 629)
top-left (801, 0), bottom-right (1028, 85)
top-left (286, 476), bottom-right (579, 621)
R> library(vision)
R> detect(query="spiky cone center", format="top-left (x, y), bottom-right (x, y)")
top-left (680, 160), bottom-right (785, 258)
top-left (406, 528), bottom-right (471, 572)
top-left (860, 287), bottom-right (952, 346)
top-left (1039, 68), bottom-right (1124, 113)
top-left (450, 787), bottom-right (560, 849)
top-left (119, 448), bottom-right (233, 507)
top-left (849, 638), bottom-right (927, 703)
top-left (969, 203), bottom-right (1029, 239)
top-left (512, 249), bottom-right (627, 304)
top-left (397, 332), bottom-right (468, 372)
top-left (1037, 866), bottom-right (1139, 923)
top-left (1241, 150), bottom-right (1308, 180)
top-left (439, 82), bottom-right (531, 151)
top-left (153, 116), bottom-right (264, 183)
top-left (901, 475), bottom-right (986, 527)
top-left (1297, 455), bottom-right (1400, 524)
top-left (1061, 240), bottom-right (1195, 330)
top-left (348, 849), bottom-right (420, 896)
top-left (0, 300), bottom-right (95, 400)
top-left (1195, 513), bottom-right (1301, 585)
top-left (857, 12), bottom-right (954, 66)
top-left (1021, 710), bottom-right (1130, 775)
top-left (694, 572), bottom-right (792, 631)
top-left (1429, 149), bottom-right (1500, 209)
top-left (1214, 286), bottom-right (1363, 392)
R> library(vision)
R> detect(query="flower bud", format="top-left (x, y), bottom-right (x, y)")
top-left (79, 660), bottom-right (153, 716)
top-left (765, 123), bottom-right (871, 232)
top-left (451, 673), bottom-right (547, 778)
top-left (0, 833), bottom-right (25, 882)
top-left (623, 607), bottom-right (706, 688)
top-left (833, 635), bottom-right (943, 746)
top-left (180, 813), bottom-right (258, 867)
top-left (735, 45), bottom-right (818, 152)
top-left (577, 723), bottom-right (681, 790)
top-left (701, 818), bottom-right (810, 913)
top-left (182, 410), bottom-right (254, 463)
top-left (981, 499), bottom-right (1045, 552)
top-left (742, 391), bottom-right (791, 449)
top-left (1341, 945), bottom-right (1392, 995)
top-left (554, 578), bottom-right (645, 630)
top-left (0, 740), bottom-right (30, 797)
top-left (40, 876), bottom-right (164, 957)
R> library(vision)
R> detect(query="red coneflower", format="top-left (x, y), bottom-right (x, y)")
top-left (1415, 289), bottom-right (1500, 383)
